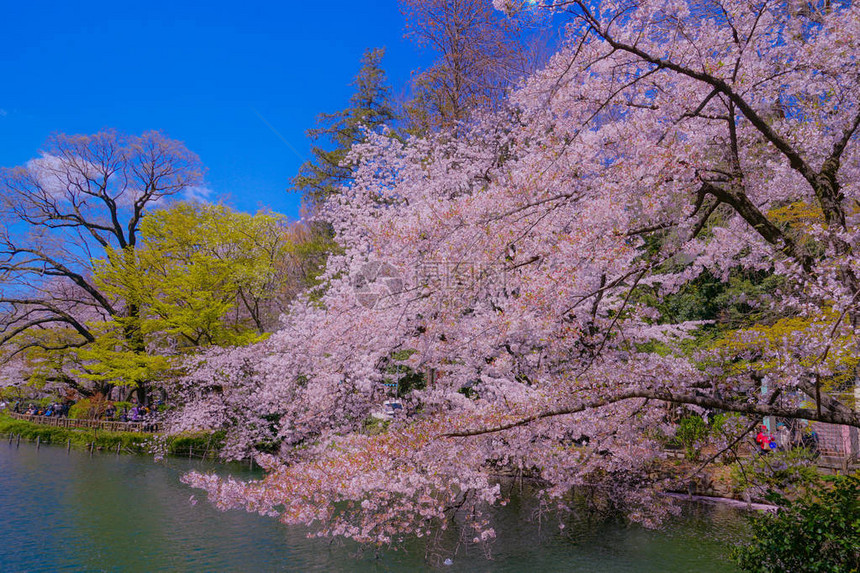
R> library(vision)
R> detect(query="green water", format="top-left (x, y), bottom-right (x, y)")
top-left (0, 442), bottom-right (745, 572)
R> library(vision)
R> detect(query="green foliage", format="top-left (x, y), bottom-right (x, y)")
top-left (4, 196), bottom-right (348, 401)
top-left (12, 201), bottom-right (325, 395)
top-left (675, 415), bottom-right (709, 460)
top-left (662, 413), bottom-right (739, 461)
top-left (708, 412), bottom-right (727, 431)
top-left (0, 412), bottom-right (148, 452)
top-left (639, 268), bottom-right (784, 328)
top-left (36, 396), bottom-right (59, 408)
top-left (397, 369), bottom-right (426, 395)
top-left (0, 387), bottom-right (22, 401)
top-left (706, 309), bottom-right (858, 392)
top-left (16, 328), bottom-right (80, 388)
top-left (0, 130), bottom-right (206, 401)
top-left (0, 412), bottom-right (226, 458)
top-left (382, 349), bottom-right (426, 395)
top-left (167, 431), bottom-right (226, 458)
top-left (733, 474), bottom-right (860, 573)
top-left (292, 47), bottom-right (399, 207)
top-left (67, 399), bottom-right (93, 420)
top-left (730, 448), bottom-right (820, 495)
top-left (95, 202), bottom-right (286, 344)
top-left (73, 321), bottom-right (174, 388)
top-left (141, 203), bottom-right (290, 328)
top-left (362, 416), bottom-right (390, 435)
top-left (66, 397), bottom-right (132, 420)
top-left (82, 202), bottom-right (290, 387)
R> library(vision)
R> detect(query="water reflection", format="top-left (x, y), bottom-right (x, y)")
top-left (0, 442), bottom-right (743, 572)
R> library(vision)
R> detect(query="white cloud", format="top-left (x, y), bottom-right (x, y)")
top-left (27, 154), bottom-right (95, 199)
top-left (27, 154), bottom-right (215, 208)
top-left (183, 185), bottom-right (214, 203)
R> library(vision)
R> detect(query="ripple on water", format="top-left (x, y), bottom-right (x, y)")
top-left (0, 443), bottom-right (745, 572)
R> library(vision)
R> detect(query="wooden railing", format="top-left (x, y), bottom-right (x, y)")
top-left (7, 411), bottom-right (158, 433)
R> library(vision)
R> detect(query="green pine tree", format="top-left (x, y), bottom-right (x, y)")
top-left (292, 47), bottom-right (399, 208)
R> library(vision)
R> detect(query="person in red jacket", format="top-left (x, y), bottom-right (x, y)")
top-left (755, 425), bottom-right (773, 454)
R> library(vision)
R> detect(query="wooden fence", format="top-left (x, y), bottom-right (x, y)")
top-left (810, 422), bottom-right (860, 473)
top-left (7, 411), bottom-right (158, 433)
top-left (812, 422), bottom-right (860, 457)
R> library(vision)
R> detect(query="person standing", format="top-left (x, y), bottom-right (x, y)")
top-left (756, 425), bottom-right (772, 454)
top-left (776, 423), bottom-right (791, 451)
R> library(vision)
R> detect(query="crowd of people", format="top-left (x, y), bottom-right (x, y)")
top-left (755, 422), bottom-right (819, 454)
top-left (22, 402), bottom-right (70, 417)
top-left (0, 400), bottom-right (71, 417)
top-left (101, 403), bottom-right (153, 423)
top-left (0, 398), bottom-right (157, 424)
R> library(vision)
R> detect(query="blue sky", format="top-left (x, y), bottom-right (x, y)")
top-left (0, 1), bottom-right (425, 220)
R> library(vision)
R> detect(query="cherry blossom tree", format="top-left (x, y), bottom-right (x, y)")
top-left (182, 0), bottom-right (860, 549)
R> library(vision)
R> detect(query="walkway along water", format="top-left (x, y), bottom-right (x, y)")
top-left (7, 411), bottom-right (158, 432)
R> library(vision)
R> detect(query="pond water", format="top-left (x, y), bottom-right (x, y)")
top-left (0, 441), bottom-right (747, 572)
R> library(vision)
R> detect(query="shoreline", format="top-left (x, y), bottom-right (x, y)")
top-left (663, 492), bottom-right (778, 513)
top-left (0, 412), bottom-right (224, 461)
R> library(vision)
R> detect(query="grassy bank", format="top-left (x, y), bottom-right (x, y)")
top-left (0, 412), bottom-right (224, 458)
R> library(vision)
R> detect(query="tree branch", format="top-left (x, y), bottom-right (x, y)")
top-left (442, 387), bottom-right (860, 438)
